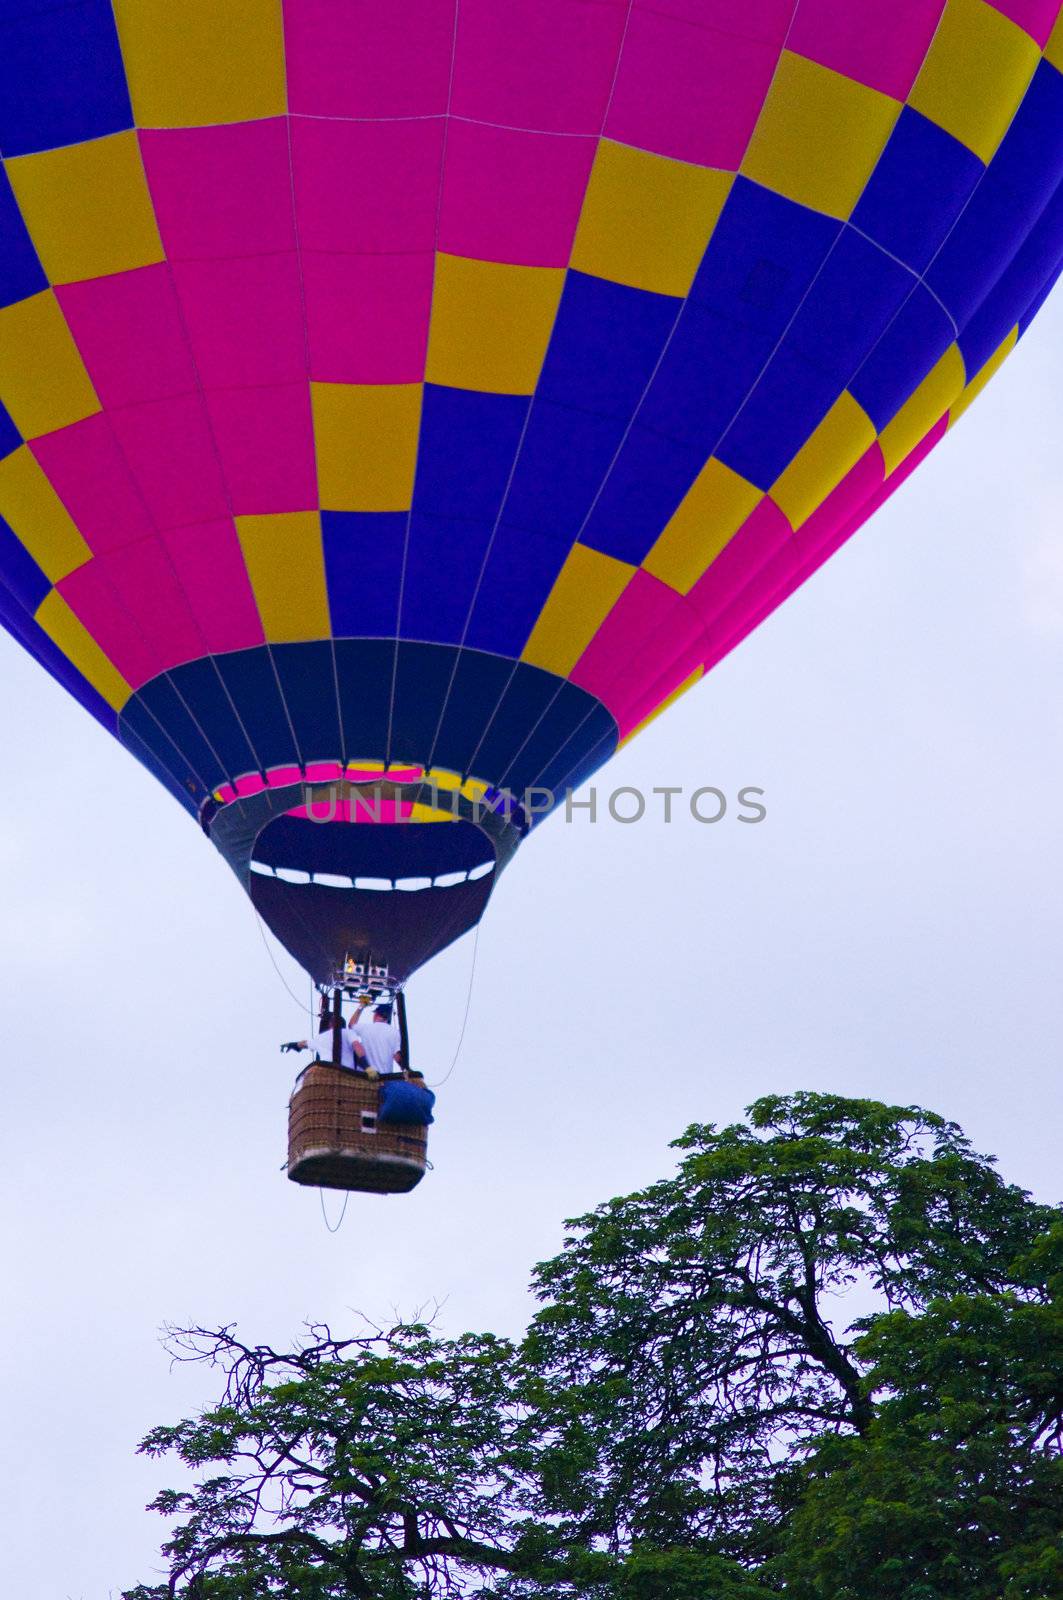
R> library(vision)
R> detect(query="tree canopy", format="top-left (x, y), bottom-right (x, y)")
top-left (123, 1094), bottom-right (1063, 1598)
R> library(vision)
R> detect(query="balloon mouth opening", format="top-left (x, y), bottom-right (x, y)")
top-left (247, 814), bottom-right (498, 894)
top-left (245, 815), bottom-right (501, 982)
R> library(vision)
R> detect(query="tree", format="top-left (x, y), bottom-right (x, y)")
top-left (123, 1094), bottom-right (1062, 1598)
top-left (777, 1226), bottom-right (1063, 1598)
top-left (123, 1319), bottom-right (535, 1599)
top-left (523, 1093), bottom-right (1056, 1566)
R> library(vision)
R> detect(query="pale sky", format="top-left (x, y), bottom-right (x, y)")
top-left (1, 289), bottom-right (1061, 1598)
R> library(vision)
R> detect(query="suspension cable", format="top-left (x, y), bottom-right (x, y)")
top-left (426, 921), bottom-right (481, 1089)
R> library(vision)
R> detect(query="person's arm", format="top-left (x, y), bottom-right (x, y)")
top-left (280, 1039), bottom-right (309, 1053)
top-left (349, 992), bottom-right (372, 1024)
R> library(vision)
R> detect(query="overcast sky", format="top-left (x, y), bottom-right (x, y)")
top-left (1, 289), bottom-right (1061, 1598)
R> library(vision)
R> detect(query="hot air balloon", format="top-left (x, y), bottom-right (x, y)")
top-left (2, 1), bottom-right (1061, 1185)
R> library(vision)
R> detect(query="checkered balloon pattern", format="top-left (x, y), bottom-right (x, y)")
top-left (1, 0), bottom-right (1061, 978)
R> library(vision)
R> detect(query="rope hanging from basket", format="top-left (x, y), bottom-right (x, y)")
top-left (319, 1186), bottom-right (350, 1232)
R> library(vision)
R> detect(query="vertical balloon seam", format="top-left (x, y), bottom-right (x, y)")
top-left (416, 0), bottom-right (642, 780)
top-left (382, 0), bottom-right (462, 769)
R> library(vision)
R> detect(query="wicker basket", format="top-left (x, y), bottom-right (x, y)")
top-left (287, 1064), bottom-right (428, 1194)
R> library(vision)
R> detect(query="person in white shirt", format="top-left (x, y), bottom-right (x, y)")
top-left (348, 1000), bottom-right (402, 1077)
top-left (311, 1016), bottom-right (357, 1071)
top-left (282, 1009), bottom-right (357, 1071)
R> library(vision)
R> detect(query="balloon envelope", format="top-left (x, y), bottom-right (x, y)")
top-left (1, 0), bottom-right (1061, 980)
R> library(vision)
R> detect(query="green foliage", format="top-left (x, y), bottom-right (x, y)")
top-left (610, 1546), bottom-right (771, 1599)
top-left (778, 1228), bottom-right (1063, 1598)
top-left (523, 1092), bottom-right (1054, 1561)
top-left (122, 1095), bottom-right (1063, 1599)
top-left (124, 1320), bottom-right (534, 1598)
